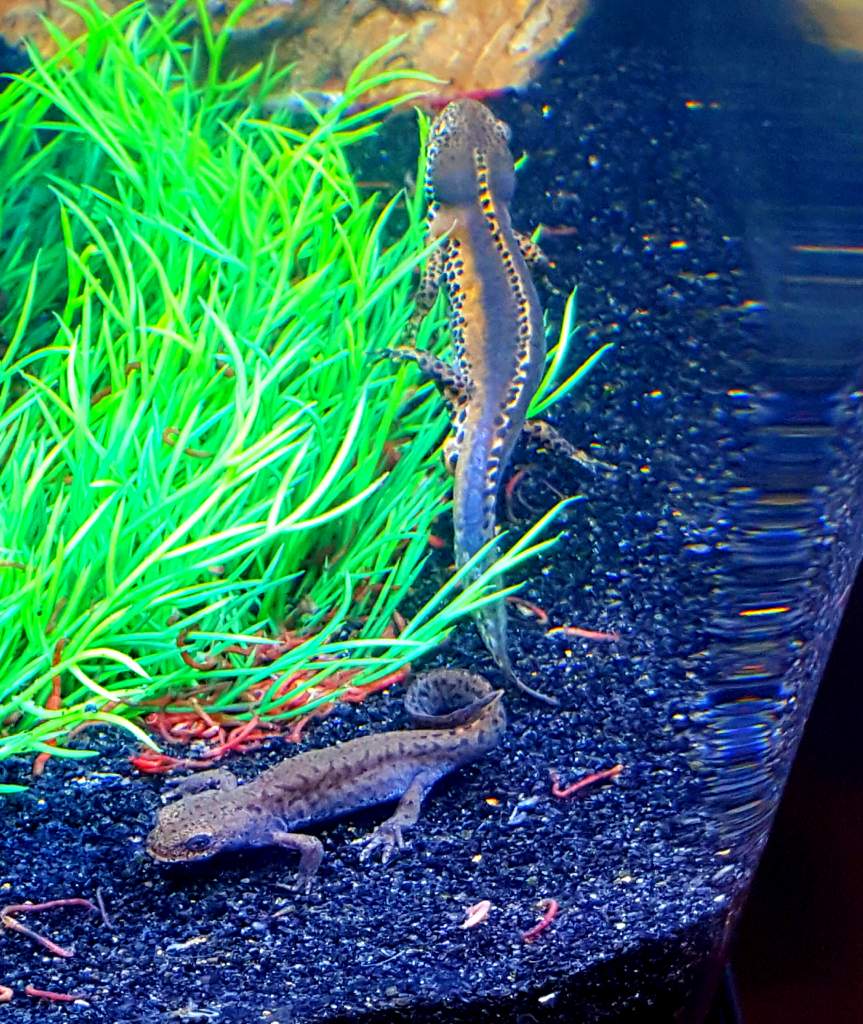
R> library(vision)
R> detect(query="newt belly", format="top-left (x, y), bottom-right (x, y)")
top-left (418, 100), bottom-right (550, 699)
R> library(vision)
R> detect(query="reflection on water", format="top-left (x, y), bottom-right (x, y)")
top-left (660, 0), bottom-right (863, 869)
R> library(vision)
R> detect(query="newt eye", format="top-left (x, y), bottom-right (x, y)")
top-left (184, 833), bottom-right (214, 853)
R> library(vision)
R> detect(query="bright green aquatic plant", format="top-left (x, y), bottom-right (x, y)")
top-left (0, 1), bottom-right (607, 790)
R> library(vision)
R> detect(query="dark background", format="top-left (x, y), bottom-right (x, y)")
top-left (734, 563), bottom-right (863, 1022)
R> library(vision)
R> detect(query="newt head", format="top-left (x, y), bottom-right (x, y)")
top-left (426, 98), bottom-right (515, 206)
top-left (146, 789), bottom-right (255, 864)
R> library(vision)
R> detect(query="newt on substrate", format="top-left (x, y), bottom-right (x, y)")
top-left (146, 671), bottom-right (505, 891)
top-left (387, 99), bottom-right (588, 706)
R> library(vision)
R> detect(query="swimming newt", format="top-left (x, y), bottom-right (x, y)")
top-left (146, 670), bottom-right (505, 891)
top-left (387, 100), bottom-right (564, 704)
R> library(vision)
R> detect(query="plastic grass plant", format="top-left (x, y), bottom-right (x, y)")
top-left (0, 1), bottom-right (609, 791)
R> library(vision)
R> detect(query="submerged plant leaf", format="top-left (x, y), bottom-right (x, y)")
top-left (0, 2), bottom-right (594, 780)
top-left (529, 287), bottom-right (614, 417)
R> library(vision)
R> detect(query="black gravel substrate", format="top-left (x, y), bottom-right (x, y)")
top-left (1, 8), bottom-right (784, 1024)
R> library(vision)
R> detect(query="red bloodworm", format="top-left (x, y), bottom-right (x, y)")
top-left (506, 595), bottom-right (549, 626)
top-left (546, 624), bottom-right (621, 642)
top-left (521, 899), bottom-right (560, 943)
top-left (24, 986), bottom-right (82, 1002)
top-left (549, 764), bottom-right (624, 799)
top-left (1, 899), bottom-right (98, 958)
top-left (31, 638), bottom-right (68, 776)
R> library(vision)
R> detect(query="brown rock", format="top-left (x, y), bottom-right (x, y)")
top-left (0, 0), bottom-right (589, 100)
top-left (800, 0), bottom-right (863, 53)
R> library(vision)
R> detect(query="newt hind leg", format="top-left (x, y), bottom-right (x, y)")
top-left (357, 767), bottom-right (441, 866)
top-left (513, 229), bottom-right (553, 269)
top-left (522, 418), bottom-right (615, 472)
top-left (382, 344), bottom-right (468, 473)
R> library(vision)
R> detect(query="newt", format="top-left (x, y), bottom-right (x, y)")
top-left (387, 99), bottom-right (577, 704)
top-left (146, 670), bottom-right (505, 891)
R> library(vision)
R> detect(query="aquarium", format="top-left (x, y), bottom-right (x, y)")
top-left (1, 0), bottom-right (861, 1020)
